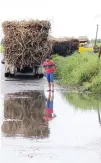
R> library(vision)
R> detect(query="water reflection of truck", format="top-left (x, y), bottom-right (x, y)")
top-left (1, 90), bottom-right (50, 138)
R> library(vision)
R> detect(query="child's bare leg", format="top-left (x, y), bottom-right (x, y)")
top-left (52, 82), bottom-right (54, 91)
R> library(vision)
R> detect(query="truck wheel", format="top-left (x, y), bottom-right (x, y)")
top-left (10, 74), bottom-right (15, 78)
top-left (4, 72), bottom-right (10, 77)
top-left (39, 74), bottom-right (44, 78)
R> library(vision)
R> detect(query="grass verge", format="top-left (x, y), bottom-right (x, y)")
top-left (0, 44), bottom-right (4, 53)
top-left (52, 52), bottom-right (101, 94)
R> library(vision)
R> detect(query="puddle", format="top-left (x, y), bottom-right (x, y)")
top-left (1, 88), bottom-right (101, 163)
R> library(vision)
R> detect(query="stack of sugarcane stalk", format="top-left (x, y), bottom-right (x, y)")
top-left (4, 90), bottom-right (45, 120)
top-left (50, 37), bottom-right (79, 57)
top-left (2, 20), bottom-right (52, 68)
top-left (2, 120), bottom-right (49, 138)
top-left (1, 91), bottom-right (50, 138)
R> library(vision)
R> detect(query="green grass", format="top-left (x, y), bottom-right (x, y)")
top-left (52, 52), bottom-right (101, 94)
top-left (91, 41), bottom-right (101, 47)
top-left (0, 44), bottom-right (4, 53)
top-left (96, 43), bottom-right (101, 47)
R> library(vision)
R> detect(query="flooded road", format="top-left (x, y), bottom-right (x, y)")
top-left (0, 55), bottom-right (101, 163)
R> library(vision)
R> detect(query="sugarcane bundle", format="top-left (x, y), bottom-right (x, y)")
top-left (50, 37), bottom-right (79, 57)
top-left (4, 90), bottom-right (46, 120)
top-left (2, 20), bottom-right (52, 68)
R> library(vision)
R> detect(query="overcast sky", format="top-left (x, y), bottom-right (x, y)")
top-left (0, 0), bottom-right (101, 40)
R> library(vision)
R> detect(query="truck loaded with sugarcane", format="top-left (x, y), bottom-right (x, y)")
top-left (1, 20), bottom-right (52, 78)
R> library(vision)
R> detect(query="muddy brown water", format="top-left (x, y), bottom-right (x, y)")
top-left (0, 54), bottom-right (101, 163)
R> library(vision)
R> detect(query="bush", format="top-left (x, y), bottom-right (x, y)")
top-left (52, 52), bottom-right (101, 94)
top-left (84, 74), bottom-right (101, 94)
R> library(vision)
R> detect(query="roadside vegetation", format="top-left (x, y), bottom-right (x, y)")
top-left (52, 52), bottom-right (101, 94)
top-left (91, 39), bottom-right (101, 47)
top-left (0, 44), bottom-right (4, 53)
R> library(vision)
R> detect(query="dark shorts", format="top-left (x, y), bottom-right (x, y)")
top-left (46, 73), bottom-right (54, 82)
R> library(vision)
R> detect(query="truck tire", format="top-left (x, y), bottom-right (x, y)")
top-left (4, 72), bottom-right (10, 77)
top-left (10, 74), bottom-right (15, 78)
top-left (39, 74), bottom-right (44, 78)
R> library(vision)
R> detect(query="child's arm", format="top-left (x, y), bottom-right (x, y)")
top-left (52, 61), bottom-right (56, 70)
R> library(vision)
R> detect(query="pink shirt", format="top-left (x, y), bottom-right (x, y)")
top-left (43, 60), bottom-right (55, 73)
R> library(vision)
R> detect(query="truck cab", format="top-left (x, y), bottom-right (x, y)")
top-left (78, 40), bottom-right (93, 53)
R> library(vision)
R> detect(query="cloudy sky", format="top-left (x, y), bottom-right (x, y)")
top-left (0, 0), bottom-right (101, 40)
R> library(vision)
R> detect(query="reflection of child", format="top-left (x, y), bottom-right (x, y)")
top-left (43, 91), bottom-right (56, 121)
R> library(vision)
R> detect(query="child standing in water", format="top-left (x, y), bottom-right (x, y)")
top-left (43, 56), bottom-right (56, 92)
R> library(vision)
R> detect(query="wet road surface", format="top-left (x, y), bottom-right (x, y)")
top-left (0, 54), bottom-right (101, 163)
